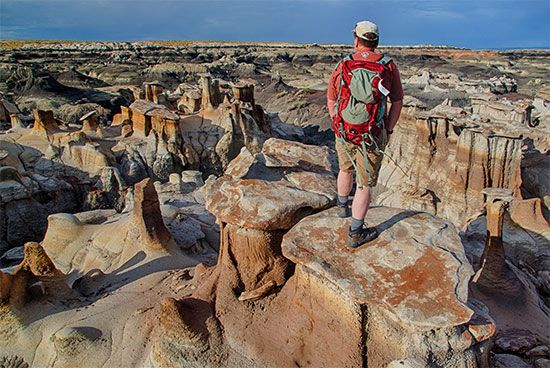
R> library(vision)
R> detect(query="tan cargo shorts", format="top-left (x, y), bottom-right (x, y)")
top-left (335, 132), bottom-right (387, 187)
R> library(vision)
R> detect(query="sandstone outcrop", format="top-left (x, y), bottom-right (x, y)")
top-left (376, 105), bottom-right (530, 226)
top-left (0, 141), bottom-right (79, 254)
top-left (0, 241), bottom-right (61, 309)
top-left (41, 178), bottom-right (174, 275)
top-left (111, 75), bottom-right (271, 183)
top-left (150, 138), bottom-right (493, 368)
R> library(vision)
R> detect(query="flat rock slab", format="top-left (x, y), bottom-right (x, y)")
top-left (282, 206), bottom-right (474, 329)
top-left (262, 137), bottom-right (336, 174)
top-left (129, 99), bottom-right (164, 114)
top-left (205, 178), bottom-right (331, 230)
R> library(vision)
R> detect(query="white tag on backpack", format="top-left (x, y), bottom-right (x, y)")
top-left (378, 79), bottom-right (390, 96)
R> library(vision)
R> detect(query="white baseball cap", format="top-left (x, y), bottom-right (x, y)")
top-left (353, 21), bottom-right (379, 41)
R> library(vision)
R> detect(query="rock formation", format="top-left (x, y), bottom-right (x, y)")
top-left (467, 189), bottom-right (550, 366)
top-left (41, 178), bottom-right (175, 275)
top-left (375, 100), bottom-right (542, 226)
top-left (79, 111), bottom-right (101, 134)
top-left (0, 41), bottom-right (548, 367)
top-left (31, 109), bottom-right (61, 136)
top-left (149, 138), bottom-right (495, 367)
top-left (0, 141), bottom-right (79, 254)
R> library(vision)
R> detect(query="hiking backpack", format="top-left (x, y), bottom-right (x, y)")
top-left (332, 54), bottom-right (393, 146)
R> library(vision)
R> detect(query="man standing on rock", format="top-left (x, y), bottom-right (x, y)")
top-left (327, 20), bottom-right (403, 248)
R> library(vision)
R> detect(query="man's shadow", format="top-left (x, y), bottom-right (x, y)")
top-left (375, 208), bottom-right (420, 233)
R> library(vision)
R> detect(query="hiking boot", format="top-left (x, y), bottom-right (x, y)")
top-left (348, 226), bottom-right (379, 248)
top-left (337, 202), bottom-right (351, 218)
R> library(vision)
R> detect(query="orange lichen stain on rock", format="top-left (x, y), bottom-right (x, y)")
top-left (368, 247), bottom-right (471, 322)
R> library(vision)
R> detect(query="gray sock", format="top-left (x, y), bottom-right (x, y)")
top-left (350, 217), bottom-right (364, 233)
top-left (337, 195), bottom-right (348, 206)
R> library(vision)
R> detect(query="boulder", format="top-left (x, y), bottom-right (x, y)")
top-left (261, 137), bottom-right (335, 173)
top-left (493, 354), bottom-right (530, 368)
top-left (282, 207), bottom-right (474, 329)
top-left (180, 170), bottom-right (204, 186)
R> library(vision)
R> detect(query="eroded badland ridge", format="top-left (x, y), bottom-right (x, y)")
top-left (0, 41), bottom-right (548, 368)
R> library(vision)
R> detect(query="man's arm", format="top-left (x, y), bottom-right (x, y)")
top-left (327, 98), bottom-right (337, 118)
top-left (327, 65), bottom-right (340, 118)
top-left (386, 61), bottom-right (404, 133)
top-left (386, 99), bottom-right (402, 132)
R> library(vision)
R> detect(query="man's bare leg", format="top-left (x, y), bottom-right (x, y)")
top-left (351, 185), bottom-right (371, 220)
top-left (337, 170), bottom-right (354, 197)
top-left (337, 170), bottom-right (353, 218)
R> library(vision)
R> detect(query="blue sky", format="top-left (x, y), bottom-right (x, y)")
top-left (1, 0), bottom-right (549, 49)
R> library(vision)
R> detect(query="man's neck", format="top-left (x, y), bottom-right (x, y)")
top-left (354, 46), bottom-right (376, 53)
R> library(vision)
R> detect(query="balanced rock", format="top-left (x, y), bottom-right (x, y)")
top-left (206, 178), bottom-right (331, 230)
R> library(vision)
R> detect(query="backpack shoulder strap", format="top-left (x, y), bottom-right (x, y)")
top-left (377, 54), bottom-right (393, 65)
top-left (334, 54), bottom-right (353, 71)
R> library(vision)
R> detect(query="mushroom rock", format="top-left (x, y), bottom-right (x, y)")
top-left (144, 81), bottom-right (165, 104)
top-left (203, 176), bottom-right (331, 300)
top-left (283, 208), bottom-right (474, 329)
top-left (9, 113), bottom-right (25, 129)
top-left (271, 207), bottom-right (486, 368)
top-left (469, 189), bottom-right (550, 348)
top-left (149, 108), bottom-right (180, 144)
top-left (230, 82), bottom-right (255, 104)
top-left (128, 100), bottom-right (160, 137)
top-left (177, 90), bottom-right (201, 113)
top-left (128, 99), bottom-right (180, 141)
top-left (79, 110), bottom-right (100, 133)
top-left (31, 109), bottom-right (60, 136)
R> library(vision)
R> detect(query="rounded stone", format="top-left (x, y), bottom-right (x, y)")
top-left (169, 173), bottom-right (181, 185)
top-left (181, 170), bottom-right (204, 186)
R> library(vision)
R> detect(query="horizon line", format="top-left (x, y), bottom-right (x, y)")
top-left (1, 39), bottom-right (549, 52)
